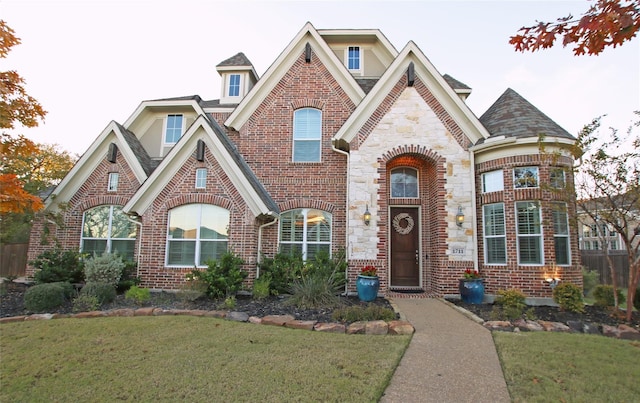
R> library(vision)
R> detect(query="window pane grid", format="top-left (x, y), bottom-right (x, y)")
top-left (552, 202), bottom-right (570, 265)
top-left (293, 109), bottom-right (321, 162)
top-left (514, 167), bottom-right (539, 188)
top-left (229, 74), bottom-right (240, 96)
top-left (279, 209), bottom-right (331, 261)
top-left (166, 204), bottom-right (230, 267)
top-left (391, 168), bottom-right (418, 198)
top-left (482, 170), bottom-right (504, 193)
top-left (348, 46), bottom-right (360, 70)
top-left (516, 201), bottom-right (542, 264)
top-left (165, 114), bottom-right (183, 144)
top-left (483, 203), bottom-right (506, 264)
top-left (81, 206), bottom-right (136, 261)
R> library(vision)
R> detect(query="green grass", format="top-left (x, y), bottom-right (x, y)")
top-left (494, 331), bottom-right (640, 402)
top-left (0, 317), bottom-right (410, 402)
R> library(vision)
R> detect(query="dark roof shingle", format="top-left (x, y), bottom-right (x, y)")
top-left (479, 88), bottom-right (574, 143)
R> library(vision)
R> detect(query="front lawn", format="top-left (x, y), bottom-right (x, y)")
top-left (1, 317), bottom-right (410, 402)
top-left (494, 331), bottom-right (640, 402)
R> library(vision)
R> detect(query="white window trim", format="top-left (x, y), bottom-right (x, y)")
top-left (292, 108), bottom-right (322, 163)
top-left (163, 114), bottom-right (185, 146)
top-left (195, 168), bottom-right (207, 189)
top-left (515, 201), bottom-right (544, 266)
top-left (513, 166), bottom-right (539, 189)
top-left (483, 203), bottom-right (507, 265)
top-left (482, 170), bottom-right (504, 193)
top-left (552, 202), bottom-right (571, 266)
top-left (80, 205), bottom-right (136, 259)
top-left (107, 172), bottom-right (119, 192)
top-left (345, 46), bottom-right (363, 75)
top-left (228, 74), bottom-right (241, 97)
top-left (278, 208), bottom-right (332, 261)
top-left (165, 204), bottom-right (229, 268)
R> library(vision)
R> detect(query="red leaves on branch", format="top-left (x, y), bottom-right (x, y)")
top-left (0, 173), bottom-right (44, 213)
top-left (510, 0), bottom-right (640, 55)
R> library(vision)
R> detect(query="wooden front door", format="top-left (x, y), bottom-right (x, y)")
top-left (390, 207), bottom-right (420, 288)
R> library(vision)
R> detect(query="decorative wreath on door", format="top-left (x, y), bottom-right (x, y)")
top-left (392, 213), bottom-right (414, 235)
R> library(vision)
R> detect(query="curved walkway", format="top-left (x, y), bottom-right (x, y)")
top-left (381, 298), bottom-right (511, 403)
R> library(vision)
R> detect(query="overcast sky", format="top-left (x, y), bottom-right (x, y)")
top-left (3, 0), bottom-right (639, 156)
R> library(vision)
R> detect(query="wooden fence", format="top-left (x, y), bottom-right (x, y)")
top-left (0, 243), bottom-right (28, 278)
top-left (580, 250), bottom-right (630, 288)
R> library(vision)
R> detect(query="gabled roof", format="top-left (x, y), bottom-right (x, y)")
top-left (43, 121), bottom-right (150, 209)
top-left (479, 88), bottom-right (575, 143)
top-left (333, 41), bottom-right (490, 145)
top-left (124, 114), bottom-right (278, 217)
top-left (217, 52), bottom-right (253, 67)
top-left (224, 22), bottom-right (366, 131)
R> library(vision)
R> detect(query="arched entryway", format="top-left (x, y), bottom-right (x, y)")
top-left (381, 151), bottom-right (444, 294)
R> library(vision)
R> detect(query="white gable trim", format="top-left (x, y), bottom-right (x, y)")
top-left (333, 41), bottom-right (490, 145)
top-left (124, 115), bottom-right (273, 217)
top-left (44, 121), bottom-right (148, 210)
top-left (224, 22), bottom-right (366, 131)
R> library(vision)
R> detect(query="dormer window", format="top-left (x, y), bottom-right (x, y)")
top-left (348, 46), bottom-right (360, 70)
top-left (164, 114), bottom-right (184, 145)
top-left (228, 74), bottom-right (240, 97)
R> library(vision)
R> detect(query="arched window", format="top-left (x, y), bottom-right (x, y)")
top-left (166, 204), bottom-right (230, 267)
top-left (390, 167), bottom-right (418, 198)
top-left (81, 206), bottom-right (136, 261)
top-left (293, 108), bottom-right (321, 162)
top-left (279, 208), bottom-right (331, 260)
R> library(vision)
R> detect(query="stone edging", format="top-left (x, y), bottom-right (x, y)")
top-left (442, 299), bottom-right (640, 340)
top-left (0, 308), bottom-right (415, 336)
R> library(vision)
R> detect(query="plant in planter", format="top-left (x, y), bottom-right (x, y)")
top-left (356, 265), bottom-right (379, 302)
top-left (459, 269), bottom-right (485, 304)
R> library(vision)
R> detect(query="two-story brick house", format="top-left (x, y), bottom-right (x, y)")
top-left (27, 23), bottom-right (581, 301)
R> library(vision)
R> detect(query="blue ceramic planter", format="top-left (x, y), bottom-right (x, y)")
top-left (459, 279), bottom-right (485, 304)
top-left (356, 275), bottom-right (380, 302)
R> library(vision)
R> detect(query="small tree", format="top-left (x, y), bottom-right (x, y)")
top-left (562, 114), bottom-right (639, 322)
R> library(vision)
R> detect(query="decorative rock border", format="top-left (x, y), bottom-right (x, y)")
top-left (443, 300), bottom-right (640, 340)
top-left (0, 308), bottom-right (415, 336)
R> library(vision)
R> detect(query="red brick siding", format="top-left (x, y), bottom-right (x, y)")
top-left (476, 155), bottom-right (582, 298)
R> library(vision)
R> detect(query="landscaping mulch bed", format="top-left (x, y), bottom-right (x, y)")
top-left (0, 282), bottom-right (396, 323)
top-left (449, 298), bottom-right (640, 329)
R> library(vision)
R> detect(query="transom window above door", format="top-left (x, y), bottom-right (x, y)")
top-left (390, 167), bottom-right (418, 198)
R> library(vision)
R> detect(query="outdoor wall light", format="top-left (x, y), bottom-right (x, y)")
top-left (455, 206), bottom-right (464, 227)
top-left (545, 277), bottom-right (561, 289)
top-left (363, 204), bottom-right (371, 226)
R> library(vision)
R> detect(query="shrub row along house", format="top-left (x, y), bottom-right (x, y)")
top-left (27, 23), bottom-right (581, 301)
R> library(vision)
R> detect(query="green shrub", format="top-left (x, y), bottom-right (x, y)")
top-left (116, 261), bottom-right (141, 293)
top-left (553, 282), bottom-right (584, 313)
top-left (72, 294), bottom-right (99, 313)
top-left (634, 287), bottom-right (640, 311)
top-left (287, 271), bottom-right (342, 309)
top-left (186, 252), bottom-right (247, 298)
top-left (257, 250), bottom-right (305, 295)
top-left (176, 279), bottom-right (207, 302)
top-left (84, 253), bottom-right (125, 286)
top-left (495, 289), bottom-right (526, 319)
top-left (331, 304), bottom-right (396, 323)
top-left (24, 283), bottom-right (68, 312)
top-left (582, 268), bottom-right (599, 297)
top-left (51, 281), bottom-right (76, 299)
top-left (252, 276), bottom-right (271, 300)
top-left (30, 247), bottom-right (84, 284)
top-left (592, 284), bottom-right (625, 307)
top-left (124, 286), bottom-right (151, 305)
top-left (81, 282), bottom-right (116, 304)
top-left (223, 296), bottom-right (237, 309)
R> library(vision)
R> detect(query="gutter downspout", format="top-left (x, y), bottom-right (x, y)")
top-left (125, 214), bottom-right (143, 279)
top-left (332, 141), bottom-right (350, 295)
top-left (469, 149), bottom-right (479, 272)
top-left (257, 212), bottom-right (279, 278)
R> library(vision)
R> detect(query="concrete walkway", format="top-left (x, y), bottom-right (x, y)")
top-left (380, 298), bottom-right (511, 403)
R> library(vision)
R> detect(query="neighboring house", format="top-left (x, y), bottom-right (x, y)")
top-left (27, 23), bottom-right (582, 300)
